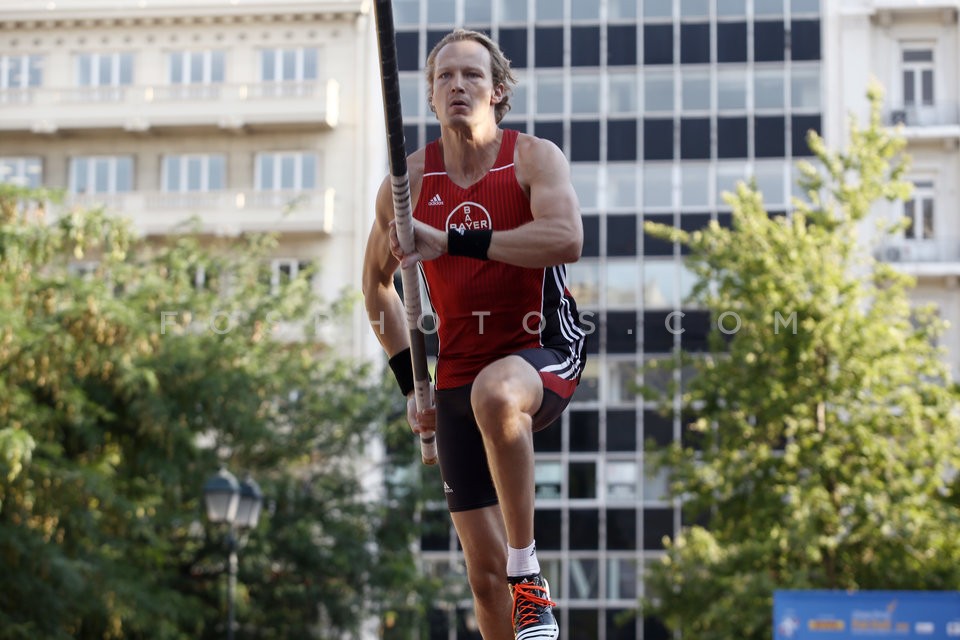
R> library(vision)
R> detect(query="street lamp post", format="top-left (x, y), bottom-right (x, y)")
top-left (203, 468), bottom-right (263, 640)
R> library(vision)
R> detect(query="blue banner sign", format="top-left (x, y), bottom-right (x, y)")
top-left (774, 590), bottom-right (960, 639)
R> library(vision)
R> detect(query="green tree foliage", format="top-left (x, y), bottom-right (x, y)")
top-left (0, 184), bottom-right (433, 639)
top-left (641, 84), bottom-right (960, 639)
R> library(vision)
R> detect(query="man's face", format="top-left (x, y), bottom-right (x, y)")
top-left (430, 40), bottom-right (503, 127)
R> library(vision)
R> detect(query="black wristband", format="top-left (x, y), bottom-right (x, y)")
top-left (388, 348), bottom-right (416, 397)
top-left (447, 228), bottom-right (492, 260)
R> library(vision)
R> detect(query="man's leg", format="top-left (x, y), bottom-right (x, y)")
top-left (470, 356), bottom-right (560, 640)
top-left (469, 355), bottom-right (542, 550)
top-left (450, 505), bottom-right (514, 640)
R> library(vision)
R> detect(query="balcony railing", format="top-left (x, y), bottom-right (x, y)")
top-left (886, 103), bottom-right (960, 128)
top-left (65, 188), bottom-right (336, 236)
top-left (874, 237), bottom-right (960, 264)
top-left (0, 79), bottom-right (339, 133)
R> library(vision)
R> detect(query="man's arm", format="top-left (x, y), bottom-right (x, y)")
top-left (362, 176), bottom-right (409, 358)
top-left (487, 134), bottom-right (582, 267)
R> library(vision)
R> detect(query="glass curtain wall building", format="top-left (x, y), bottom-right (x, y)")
top-left (395, 1), bottom-right (822, 638)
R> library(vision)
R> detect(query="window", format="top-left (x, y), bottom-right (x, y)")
top-left (0, 157), bottom-right (42, 187)
top-left (69, 156), bottom-right (134, 194)
top-left (643, 465), bottom-right (671, 503)
top-left (792, 64), bottom-right (821, 109)
top-left (396, 32), bottom-right (420, 71)
top-left (681, 164), bottom-right (710, 207)
top-left (643, 24), bottom-right (674, 65)
top-left (76, 52), bottom-right (133, 87)
top-left (607, 358), bottom-right (639, 402)
top-left (571, 164), bottom-right (600, 210)
top-left (644, 0), bottom-right (672, 18)
top-left (644, 119), bottom-right (675, 161)
top-left (607, 119), bottom-right (637, 161)
top-left (792, 114), bottom-right (821, 156)
top-left (717, 116), bottom-right (748, 158)
top-left (535, 120), bottom-right (564, 150)
top-left (644, 71), bottom-right (674, 113)
top-left (791, 19), bottom-right (821, 61)
top-left (570, 511), bottom-right (600, 551)
top-left (754, 68), bottom-right (786, 109)
top-left (717, 68), bottom-right (747, 110)
top-left (607, 409), bottom-right (637, 451)
top-left (608, 71), bottom-right (638, 114)
top-left (718, 0), bottom-right (747, 16)
top-left (643, 508), bottom-right (674, 550)
top-left (570, 410), bottom-right (601, 451)
top-left (582, 214), bottom-right (600, 257)
top-left (755, 0), bottom-right (785, 15)
top-left (644, 409), bottom-right (673, 447)
top-left (498, 28), bottom-right (527, 68)
top-left (608, 163), bottom-right (638, 207)
top-left (0, 54), bottom-right (42, 91)
top-left (607, 560), bottom-right (639, 599)
top-left (260, 47), bottom-right (318, 83)
top-left (464, 1), bottom-right (491, 24)
top-left (754, 160), bottom-right (786, 205)
top-left (568, 261), bottom-right (600, 307)
top-left (535, 73), bottom-right (564, 115)
top-left (610, 0), bottom-right (637, 19)
top-left (399, 73), bottom-right (421, 119)
top-left (607, 311), bottom-right (638, 353)
top-left (902, 47), bottom-right (934, 108)
top-left (169, 50), bottom-right (224, 85)
top-left (569, 462), bottom-right (597, 499)
top-left (497, 0), bottom-right (527, 22)
top-left (608, 25), bottom-right (638, 66)
top-left (571, 0), bottom-right (600, 20)
top-left (607, 216), bottom-right (638, 258)
top-left (534, 27), bottom-right (564, 67)
top-left (755, 115), bottom-right (787, 157)
top-left (607, 259), bottom-right (638, 307)
top-left (162, 154), bottom-right (225, 192)
top-left (754, 21), bottom-right (786, 62)
top-left (426, 0), bottom-right (454, 23)
top-left (536, 0), bottom-right (563, 21)
top-left (509, 72), bottom-right (528, 114)
top-left (643, 164), bottom-right (673, 208)
top-left (606, 462), bottom-right (638, 499)
top-left (534, 460), bottom-right (562, 498)
top-left (571, 75), bottom-right (601, 114)
top-left (681, 70), bottom-right (711, 111)
top-left (255, 152), bottom-right (317, 191)
top-left (570, 121), bottom-right (600, 162)
top-left (717, 22), bottom-right (748, 62)
top-left (680, 118), bottom-right (711, 160)
top-left (571, 26), bottom-right (601, 67)
top-left (267, 258), bottom-right (312, 292)
top-left (393, 0), bottom-right (419, 25)
top-left (608, 509), bottom-right (637, 551)
top-left (644, 260), bottom-right (677, 308)
top-left (904, 181), bottom-right (935, 240)
top-left (680, 23), bottom-right (711, 64)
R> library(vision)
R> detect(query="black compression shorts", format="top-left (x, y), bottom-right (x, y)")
top-left (436, 347), bottom-right (583, 513)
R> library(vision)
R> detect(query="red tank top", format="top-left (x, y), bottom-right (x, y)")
top-left (414, 129), bottom-right (584, 389)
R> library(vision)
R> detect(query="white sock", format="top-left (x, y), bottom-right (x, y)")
top-left (506, 540), bottom-right (540, 578)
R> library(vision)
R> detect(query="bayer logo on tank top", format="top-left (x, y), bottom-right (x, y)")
top-left (445, 201), bottom-right (492, 232)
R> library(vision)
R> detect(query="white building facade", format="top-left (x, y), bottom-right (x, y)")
top-left (826, 0), bottom-right (960, 379)
top-left (0, 0), bottom-right (387, 365)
